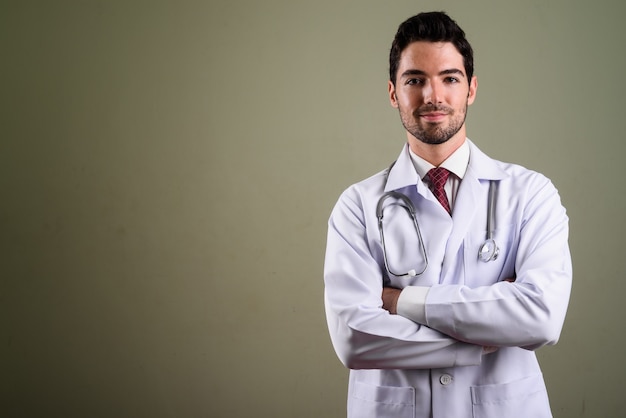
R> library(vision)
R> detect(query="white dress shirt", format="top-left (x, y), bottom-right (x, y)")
top-left (408, 139), bottom-right (470, 212)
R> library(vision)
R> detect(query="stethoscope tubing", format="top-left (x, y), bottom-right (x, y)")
top-left (376, 192), bottom-right (428, 277)
top-left (377, 175), bottom-right (499, 277)
top-left (486, 180), bottom-right (496, 241)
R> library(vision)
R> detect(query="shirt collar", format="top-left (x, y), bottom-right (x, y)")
top-left (408, 139), bottom-right (470, 180)
top-left (384, 139), bottom-right (508, 193)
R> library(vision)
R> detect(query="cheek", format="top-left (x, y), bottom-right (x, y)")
top-left (398, 92), bottom-right (422, 109)
top-left (458, 88), bottom-right (473, 105)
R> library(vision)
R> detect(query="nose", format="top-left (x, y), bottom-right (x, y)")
top-left (423, 81), bottom-right (442, 104)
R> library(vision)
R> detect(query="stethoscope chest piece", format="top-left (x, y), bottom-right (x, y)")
top-left (478, 238), bottom-right (499, 262)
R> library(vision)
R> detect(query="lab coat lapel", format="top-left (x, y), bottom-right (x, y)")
top-left (440, 141), bottom-right (509, 280)
top-left (441, 172), bottom-right (481, 280)
top-left (384, 144), bottom-right (419, 193)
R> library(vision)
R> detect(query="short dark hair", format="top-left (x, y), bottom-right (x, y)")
top-left (389, 11), bottom-right (474, 86)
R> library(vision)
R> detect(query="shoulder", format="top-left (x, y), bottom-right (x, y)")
top-left (490, 160), bottom-right (567, 224)
top-left (469, 141), bottom-right (554, 190)
top-left (337, 166), bottom-right (389, 202)
top-left (496, 160), bottom-right (551, 186)
top-left (497, 161), bottom-right (559, 202)
top-left (329, 163), bottom-right (399, 225)
top-left (469, 141), bottom-right (564, 212)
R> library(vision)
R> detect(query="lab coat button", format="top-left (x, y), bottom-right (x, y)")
top-left (439, 374), bottom-right (453, 385)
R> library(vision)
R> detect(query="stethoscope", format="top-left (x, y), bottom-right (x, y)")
top-left (376, 175), bottom-right (499, 278)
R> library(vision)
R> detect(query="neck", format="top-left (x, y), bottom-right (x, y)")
top-left (408, 133), bottom-right (466, 167)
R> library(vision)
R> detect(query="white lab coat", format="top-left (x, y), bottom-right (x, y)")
top-left (324, 140), bottom-right (572, 418)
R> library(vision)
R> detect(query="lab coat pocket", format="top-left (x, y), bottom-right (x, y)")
top-left (350, 380), bottom-right (415, 418)
top-left (470, 374), bottom-right (551, 418)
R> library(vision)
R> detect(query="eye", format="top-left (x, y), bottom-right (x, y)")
top-left (444, 76), bottom-right (460, 84)
top-left (406, 78), bottom-right (424, 86)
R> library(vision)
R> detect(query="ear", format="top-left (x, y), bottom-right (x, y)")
top-left (467, 75), bottom-right (478, 105)
top-left (388, 80), bottom-right (399, 108)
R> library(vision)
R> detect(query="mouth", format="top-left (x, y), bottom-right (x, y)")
top-left (419, 112), bottom-right (448, 122)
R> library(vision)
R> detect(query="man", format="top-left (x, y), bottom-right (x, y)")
top-left (324, 11), bottom-right (571, 418)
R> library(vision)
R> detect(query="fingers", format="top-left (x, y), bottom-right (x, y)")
top-left (482, 346), bottom-right (498, 355)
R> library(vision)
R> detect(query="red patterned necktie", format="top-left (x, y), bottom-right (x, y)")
top-left (427, 167), bottom-right (451, 214)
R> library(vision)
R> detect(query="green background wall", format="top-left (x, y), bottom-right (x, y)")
top-left (2, 1), bottom-right (624, 417)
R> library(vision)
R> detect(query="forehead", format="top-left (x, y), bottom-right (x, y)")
top-left (398, 41), bottom-right (465, 74)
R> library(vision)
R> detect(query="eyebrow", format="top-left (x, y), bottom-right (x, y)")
top-left (401, 68), bottom-right (466, 78)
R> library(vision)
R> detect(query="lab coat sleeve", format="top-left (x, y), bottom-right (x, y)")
top-left (424, 175), bottom-right (572, 350)
top-left (324, 186), bottom-right (484, 370)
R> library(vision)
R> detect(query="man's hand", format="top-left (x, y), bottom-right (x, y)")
top-left (482, 346), bottom-right (499, 355)
top-left (382, 287), bottom-right (402, 314)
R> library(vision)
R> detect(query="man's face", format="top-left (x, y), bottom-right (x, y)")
top-left (388, 41), bottom-right (477, 147)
